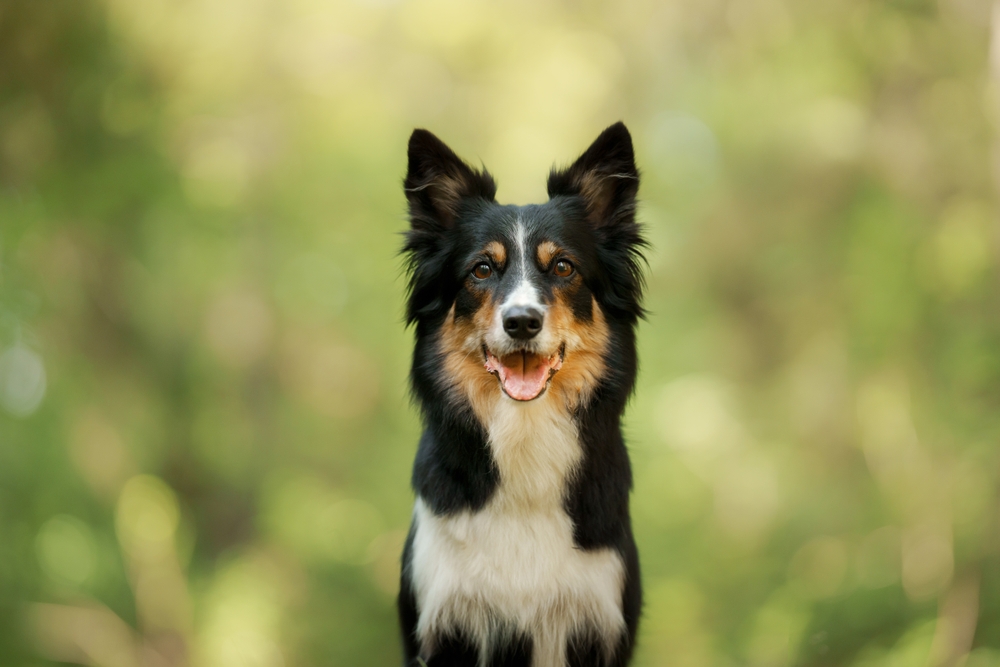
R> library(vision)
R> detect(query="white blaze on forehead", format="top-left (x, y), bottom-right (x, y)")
top-left (502, 219), bottom-right (543, 312)
top-left (515, 221), bottom-right (528, 279)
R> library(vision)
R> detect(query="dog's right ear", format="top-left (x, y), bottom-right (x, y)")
top-left (403, 131), bottom-right (496, 324)
top-left (405, 130), bottom-right (497, 231)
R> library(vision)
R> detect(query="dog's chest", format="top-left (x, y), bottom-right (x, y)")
top-left (410, 399), bottom-right (625, 667)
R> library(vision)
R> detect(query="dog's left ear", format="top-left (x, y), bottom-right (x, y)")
top-left (547, 122), bottom-right (639, 227)
top-left (405, 129), bottom-right (497, 231)
top-left (548, 123), bottom-right (646, 321)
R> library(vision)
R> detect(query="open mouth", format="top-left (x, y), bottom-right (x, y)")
top-left (483, 344), bottom-right (565, 401)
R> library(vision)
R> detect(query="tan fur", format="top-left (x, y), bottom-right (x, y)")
top-left (438, 302), bottom-right (499, 421)
top-left (439, 291), bottom-right (610, 419)
top-left (419, 253), bottom-right (619, 666)
top-left (428, 173), bottom-right (469, 222)
top-left (484, 241), bottom-right (506, 266)
top-left (576, 172), bottom-right (613, 223)
top-left (536, 241), bottom-right (559, 268)
top-left (572, 171), bottom-right (636, 226)
top-left (545, 296), bottom-right (609, 411)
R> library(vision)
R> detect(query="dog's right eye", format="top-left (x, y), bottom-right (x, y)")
top-left (472, 263), bottom-right (492, 280)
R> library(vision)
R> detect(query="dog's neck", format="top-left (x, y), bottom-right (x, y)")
top-left (481, 393), bottom-right (581, 511)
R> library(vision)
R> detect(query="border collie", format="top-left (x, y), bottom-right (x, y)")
top-left (398, 122), bottom-right (646, 667)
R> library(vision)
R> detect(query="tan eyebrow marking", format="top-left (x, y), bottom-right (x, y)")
top-left (484, 241), bottom-right (506, 265)
top-left (536, 240), bottom-right (560, 267)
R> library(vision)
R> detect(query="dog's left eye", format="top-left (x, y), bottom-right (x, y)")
top-left (472, 263), bottom-right (492, 280)
top-left (553, 260), bottom-right (574, 277)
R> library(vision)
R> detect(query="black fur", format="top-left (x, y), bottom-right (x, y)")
top-left (399, 122), bottom-right (646, 667)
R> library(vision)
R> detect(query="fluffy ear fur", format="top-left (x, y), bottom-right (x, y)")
top-left (405, 129), bottom-right (497, 231)
top-left (403, 130), bottom-right (496, 325)
top-left (547, 122), bottom-right (639, 228)
top-left (549, 123), bottom-right (646, 322)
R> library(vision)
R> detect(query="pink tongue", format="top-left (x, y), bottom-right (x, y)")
top-left (501, 353), bottom-right (550, 401)
top-left (486, 352), bottom-right (553, 401)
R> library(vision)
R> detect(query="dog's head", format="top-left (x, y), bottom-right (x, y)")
top-left (403, 123), bottom-right (645, 411)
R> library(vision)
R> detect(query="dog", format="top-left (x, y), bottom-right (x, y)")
top-left (398, 122), bottom-right (646, 667)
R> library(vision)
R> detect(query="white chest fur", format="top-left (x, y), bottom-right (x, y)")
top-left (409, 395), bottom-right (626, 667)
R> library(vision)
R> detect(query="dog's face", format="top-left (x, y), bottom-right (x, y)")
top-left (404, 123), bottom-right (645, 410)
top-left (447, 202), bottom-right (611, 403)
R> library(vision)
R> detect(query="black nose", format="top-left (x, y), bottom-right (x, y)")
top-left (503, 306), bottom-right (544, 340)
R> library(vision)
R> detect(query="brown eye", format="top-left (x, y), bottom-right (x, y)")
top-left (472, 263), bottom-right (492, 280)
top-left (553, 259), bottom-right (574, 277)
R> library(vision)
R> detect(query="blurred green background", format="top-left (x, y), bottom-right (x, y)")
top-left (2, 0), bottom-right (1000, 665)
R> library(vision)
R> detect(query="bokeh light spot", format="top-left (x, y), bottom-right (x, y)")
top-left (35, 515), bottom-right (97, 587)
top-left (115, 475), bottom-right (180, 557)
top-left (646, 113), bottom-right (719, 191)
top-left (901, 525), bottom-right (954, 602)
top-left (69, 410), bottom-right (133, 498)
top-left (0, 345), bottom-right (47, 417)
top-left (656, 374), bottom-right (743, 461)
top-left (204, 288), bottom-right (275, 368)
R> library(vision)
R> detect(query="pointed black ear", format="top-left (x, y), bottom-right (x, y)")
top-left (548, 123), bottom-right (646, 322)
top-left (547, 122), bottom-right (638, 227)
top-left (405, 129), bottom-right (497, 230)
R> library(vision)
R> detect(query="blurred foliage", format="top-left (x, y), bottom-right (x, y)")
top-left (2, 0), bottom-right (1000, 665)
